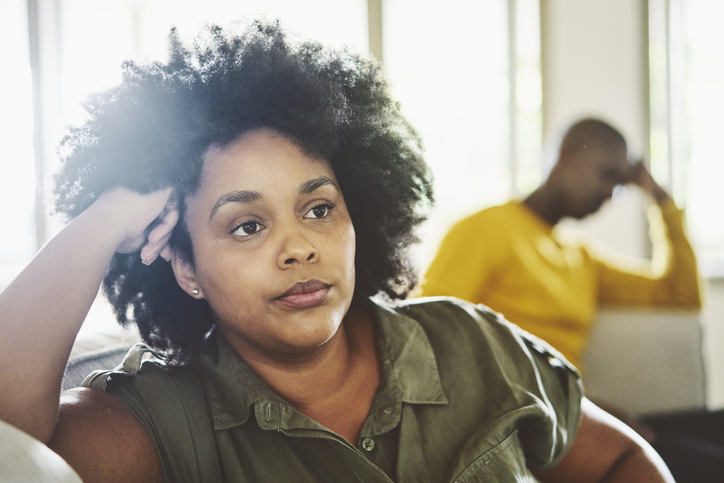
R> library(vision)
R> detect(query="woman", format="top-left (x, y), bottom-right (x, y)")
top-left (0, 20), bottom-right (672, 482)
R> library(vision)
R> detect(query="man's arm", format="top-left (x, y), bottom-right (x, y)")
top-left (535, 398), bottom-right (674, 483)
top-left (594, 162), bottom-right (701, 308)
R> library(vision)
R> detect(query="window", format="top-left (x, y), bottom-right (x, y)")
top-left (649, 0), bottom-right (724, 276)
top-left (0, 0), bottom-right (541, 286)
top-left (1, 0), bottom-right (367, 288)
top-left (383, 0), bottom-right (542, 267)
top-left (0, 0), bottom-right (36, 287)
top-left (56, 0), bottom-right (369, 130)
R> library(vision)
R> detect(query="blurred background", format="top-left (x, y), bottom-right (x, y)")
top-left (1, 0), bottom-right (722, 405)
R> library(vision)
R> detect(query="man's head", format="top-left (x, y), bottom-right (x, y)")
top-left (548, 118), bottom-right (632, 219)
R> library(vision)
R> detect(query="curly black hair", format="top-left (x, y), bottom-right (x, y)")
top-left (53, 20), bottom-right (433, 362)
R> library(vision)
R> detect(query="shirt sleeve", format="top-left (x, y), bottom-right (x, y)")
top-left (591, 198), bottom-right (702, 308)
top-left (84, 346), bottom-right (219, 483)
top-left (464, 303), bottom-right (584, 470)
top-left (511, 323), bottom-right (584, 469)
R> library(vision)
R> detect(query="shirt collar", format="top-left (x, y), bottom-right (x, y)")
top-left (198, 297), bottom-right (448, 431)
top-left (370, 297), bottom-right (448, 405)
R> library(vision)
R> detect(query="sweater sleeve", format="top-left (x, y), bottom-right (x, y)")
top-left (592, 198), bottom-right (702, 308)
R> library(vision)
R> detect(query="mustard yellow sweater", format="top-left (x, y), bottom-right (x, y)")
top-left (420, 199), bottom-right (702, 369)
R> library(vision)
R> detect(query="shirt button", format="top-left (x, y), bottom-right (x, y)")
top-left (362, 437), bottom-right (375, 451)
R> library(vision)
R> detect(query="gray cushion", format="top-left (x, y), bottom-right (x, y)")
top-left (62, 343), bottom-right (136, 390)
top-left (62, 321), bottom-right (142, 390)
top-left (583, 308), bottom-right (706, 416)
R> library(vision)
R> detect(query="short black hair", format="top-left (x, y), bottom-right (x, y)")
top-left (560, 118), bottom-right (627, 158)
top-left (53, 20), bottom-right (433, 362)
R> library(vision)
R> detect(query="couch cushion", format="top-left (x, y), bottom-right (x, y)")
top-left (63, 321), bottom-right (141, 390)
top-left (582, 308), bottom-right (706, 416)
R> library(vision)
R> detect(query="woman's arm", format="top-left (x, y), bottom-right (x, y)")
top-left (0, 188), bottom-right (175, 442)
top-left (535, 398), bottom-right (674, 482)
top-left (48, 387), bottom-right (163, 483)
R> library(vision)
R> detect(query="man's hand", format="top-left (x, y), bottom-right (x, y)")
top-left (627, 159), bottom-right (670, 204)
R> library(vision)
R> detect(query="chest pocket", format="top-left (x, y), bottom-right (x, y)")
top-left (451, 430), bottom-right (539, 483)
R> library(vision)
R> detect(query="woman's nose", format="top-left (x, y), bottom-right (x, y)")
top-left (276, 227), bottom-right (319, 269)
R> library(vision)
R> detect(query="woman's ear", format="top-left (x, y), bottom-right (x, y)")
top-left (170, 250), bottom-right (204, 299)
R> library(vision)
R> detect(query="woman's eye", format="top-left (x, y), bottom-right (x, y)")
top-left (305, 204), bottom-right (333, 219)
top-left (232, 221), bottom-right (263, 237)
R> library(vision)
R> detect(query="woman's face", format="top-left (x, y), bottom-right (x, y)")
top-left (175, 128), bottom-right (356, 361)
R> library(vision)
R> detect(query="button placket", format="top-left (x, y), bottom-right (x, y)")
top-left (256, 400), bottom-right (281, 430)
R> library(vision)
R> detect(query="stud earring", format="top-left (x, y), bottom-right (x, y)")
top-left (192, 288), bottom-right (200, 296)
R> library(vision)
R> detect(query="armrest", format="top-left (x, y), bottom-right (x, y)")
top-left (63, 320), bottom-right (141, 390)
top-left (62, 297), bottom-right (142, 390)
top-left (582, 308), bottom-right (706, 417)
top-left (0, 419), bottom-right (82, 482)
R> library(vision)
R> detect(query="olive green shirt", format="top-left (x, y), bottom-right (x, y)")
top-left (84, 297), bottom-right (582, 482)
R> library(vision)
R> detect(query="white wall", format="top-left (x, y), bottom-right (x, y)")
top-left (541, 0), bottom-right (649, 258)
top-left (541, 0), bottom-right (724, 410)
top-left (542, 0), bottom-right (648, 146)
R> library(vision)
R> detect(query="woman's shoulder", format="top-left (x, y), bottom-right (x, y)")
top-left (80, 341), bottom-right (212, 400)
top-left (373, 296), bottom-right (584, 471)
top-left (381, 296), bottom-right (580, 388)
top-left (391, 297), bottom-right (537, 343)
top-left (48, 386), bottom-right (163, 482)
top-left (81, 341), bottom-right (220, 481)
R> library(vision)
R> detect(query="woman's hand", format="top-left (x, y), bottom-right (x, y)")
top-left (91, 187), bottom-right (179, 264)
top-left (140, 202), bottom-right (179, 265)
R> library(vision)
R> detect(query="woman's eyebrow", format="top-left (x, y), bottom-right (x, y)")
top-left (209, 190), bottom-right (261, 221)
top-left (208, 177), bottom-right (338, 221)
top-left (299, 176), bottom-right (339, 195)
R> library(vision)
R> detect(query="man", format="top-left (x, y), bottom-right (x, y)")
top-left (421, 118), bottom-right (721, 482)
top-left (420, 118), bottom-right (701, 370)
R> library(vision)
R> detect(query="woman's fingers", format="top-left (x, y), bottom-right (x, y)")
top-left (147, 204), bottom-right (179, 245)
top-left (140, 202), bottom-right (179, 265)
top-left (140, 231), bottom-right (173, 265)
top-left (108, 187), bottom-right (174, 255)
top-left (159, 245), bottom-right (172, 262)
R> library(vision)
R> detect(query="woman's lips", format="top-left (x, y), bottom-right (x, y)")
top-left (275, 280), bottom-right (330, 309)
